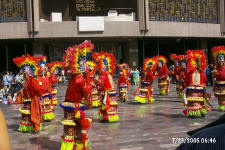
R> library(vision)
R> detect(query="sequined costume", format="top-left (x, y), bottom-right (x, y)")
top-left (86, 61), bottom-right (100, 107)
top-left (134, 57), bottom-right (158, 104)
top-left (117, 63), bottom-right (129, 102)
top-left (183, 50), bottom-right (211, 117)
top-left (92, 52), bottom-right (119, 122)
top-left (13, 55), bottom-right (43, 132)
top-left (36, 56), bottom-right (55, 121)
top-left (212, 46), bottom-right (225, 111)
top-left (156, 56), bottom-right (170, 95)
top-left (60, 40), bottom-right (93, 150)
top-left (48, 61), bottom-right (63, 106)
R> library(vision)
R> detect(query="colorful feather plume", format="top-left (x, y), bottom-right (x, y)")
top-left (48, 61), bottom-right (63, 73)
top-left (170, 54), bottom-right (178, 62)
top-left (13, 54), bottom-right (39, 76)
top-left (143, 57), bottom-right (158, 72)
top-left (92, 52), bottom-right (115, 75)
top-left (186, 50), bottom-right (207, 71)
top-left (212, 46), bottom-right (225, 65)
top-left (156, 56), bottom-right (168, 66)
top-left (63, 40), bottom-right (94, 74)
top-left (86, 61), bottom-right (97, 77)
top-left (117, 63), bottom-right (129, 77)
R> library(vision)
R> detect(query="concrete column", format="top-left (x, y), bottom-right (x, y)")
top-left (137, 0), bottom-right (148, 31)
top-left (26, 0), bottom-right (33, 32)
top-left (144, 0), bottom-right (149, 31)
top-left (33, 0), bottom-right (40, 32)
top-left (220, 0), bottom-right (225, 33)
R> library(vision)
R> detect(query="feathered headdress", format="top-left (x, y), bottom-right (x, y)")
top-left (117, 63), bottom-right (129, 77)
top-left (186, 50), bottom-right (207, 71)
top-left (13, 54), bottom-right (38, 76)
top-left (156, 56), bottom-right (168, 66)
top-left (36, 56), bottom-right (47, 67)
top-left (86, 61), bottom-right (97, 77)
top-left (48, 61), bottom-right (63, 74)
top-left (92, 52), bottom-right (115, 75)
top-left (143, 57), bottom-right (158, 72)
top-left (212, 46), bottom-right (225, 66)
top-left (170, 54), bottom-right (179, 62)
top-left (63, 40), bottom-right (94, 74)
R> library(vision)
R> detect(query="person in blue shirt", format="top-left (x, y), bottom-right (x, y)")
top-left (3, 72), bottom-right (10, 88)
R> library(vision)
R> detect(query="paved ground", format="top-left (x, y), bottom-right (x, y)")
top-left (1, 80), bottom-right (224, 150)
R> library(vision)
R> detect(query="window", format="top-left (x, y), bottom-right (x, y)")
top-left (0, 0), bottom-right (27, 22)
top-left (148, 0), bottom-right (218, 24)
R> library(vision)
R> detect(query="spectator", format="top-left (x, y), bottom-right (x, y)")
top-left (0, 83), bottom-right (4, 103)
top-left (15, 72), bottom-right (23, 90)
top-left (133, 67), bottom-right (140, 86)
top-left (2, 87), bottom-right (8, 105)
top-left (8, 72), bottom-right (15, 85)
top-left (3, 72), bottom-right (11, 88)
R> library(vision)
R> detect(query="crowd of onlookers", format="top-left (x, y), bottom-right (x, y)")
top-left (0, 71), bottom-right (24, 105)
top-left (0, 70), bottom-right (67, 105)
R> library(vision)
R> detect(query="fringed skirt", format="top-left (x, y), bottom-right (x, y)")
top-left (60, 102), bottom-right (92, 150)
top-left (99, 90), bottom-right (119, 122)
top-left (135, 82), bottom-right (154, 104)
top-left (214, 81), bottom-right (225, 111)
top-left (40, 93), bottom-right (55, 121)
top-left (118, 84), bottom-right (128, 102)
top-left (183, 86), bottom-right (209, 117)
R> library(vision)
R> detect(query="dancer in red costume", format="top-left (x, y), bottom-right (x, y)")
top-left (92, 52), bottom-right (119, 122)
top-left (211, 46), bottom-right (225, 111)
top-left (48, 61), bottom-right (63, 106)
top-left (170, 54), bottom-right (182, 97)
top-left (60, 40), bottom-right (93, 150)
top-left (13, 55), bottom-right (43, 132)
top-left (183, 50), bottom-right (211, 117)
top-left (156, 56), bottom-right (170, 95)
top-left (86, 61), bottom-right (100, 107)
top-left (117, 63), bottom-right (129, 102)
top-left (134, 57), bottom-right (158, 103)
top-left (36, 56), bottom-right (55, 121)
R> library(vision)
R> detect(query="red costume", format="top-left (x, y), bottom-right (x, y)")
top-left (134, 57), bottom-right (158, 103)
top-left (117, 63), bottom-right (129, 102)
top-left (60, 40), bottom-right (93, 150)
top-left (183, 50), bottom-right (211, 117)
top-left (92, 52), bottom-right (119, 122)
top-left (212, 46), bottom-right (225, 111)
top-left (156, 56), bottom-right (170, 95)
top-left (13, 55), bottom-right (43, 132)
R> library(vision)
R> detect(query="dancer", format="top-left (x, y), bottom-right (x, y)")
top-left (36, 56), bottom-right (55, 121)
top-left (170, 54), bottom-right (182, 97)
top-left (13, 55), bottom-right (43, 132)
top-left (134, 57), bottom-right (158, 104)
top-left (211, 46), bottom-right (225, 111)
top-left (86, 60), bottom-right (100, 107)
top-left (183, 50), bottom-right (211, 117)
top-left (60, 40), bottom-right (93, 150)
top-left (156, 56), bottom-right (170, 95)
top-left (117, 63), bottom-right (129, 102)
top-left (48, 61), bottom-right (63, 106)
top-left (92, 52), bottom-right (119, 122)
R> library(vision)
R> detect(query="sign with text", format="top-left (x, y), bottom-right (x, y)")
top-left (72, 0), bottom-right (101, 12)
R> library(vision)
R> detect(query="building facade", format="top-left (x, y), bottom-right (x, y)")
top-left (0, 0), bottom-right (225, 72)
